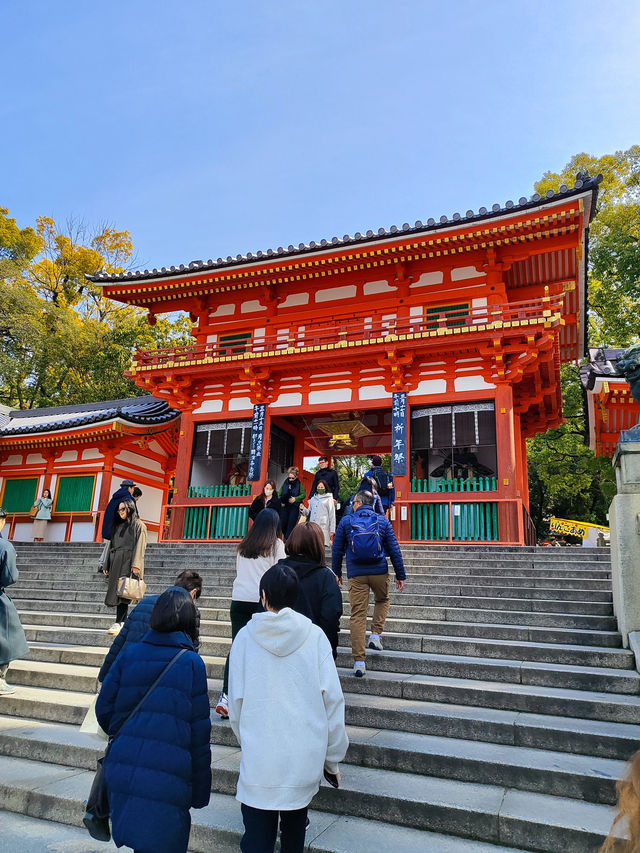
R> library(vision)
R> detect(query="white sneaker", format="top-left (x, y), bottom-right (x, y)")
top-left (353, 662), bottom-right (366, 677)
top-left (0, 678), bottom-right (16, 695)
top-left (107, 623), bottom-right (122, 635)
top-left (215, 692), bottom-right (229, 719)
top-left (368, 634), bottom-right (383, 651)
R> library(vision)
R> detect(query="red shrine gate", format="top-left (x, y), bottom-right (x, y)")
top-left (92, 174), bottom-right (601, 544)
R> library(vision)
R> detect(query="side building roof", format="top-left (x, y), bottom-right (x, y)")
top-left (0, 396), bottom-right (180, 438)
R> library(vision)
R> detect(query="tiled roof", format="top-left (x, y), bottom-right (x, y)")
top-left (89, 173), bottom-right (602, 285)
top-left (0, 396), bottom-right (180, 437)
top-left (580, 348), bottom-right (626, 391)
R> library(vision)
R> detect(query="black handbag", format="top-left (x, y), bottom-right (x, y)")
top-left (82, 648), bottom-right (188, 841)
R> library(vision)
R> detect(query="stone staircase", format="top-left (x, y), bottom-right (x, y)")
top-left (0, 542), bottom-right (631, 852)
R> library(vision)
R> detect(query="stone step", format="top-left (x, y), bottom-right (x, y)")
top-left (0, 715), bottom-right (624, 807)
top-left (340, 669), bottom-right (640, 724)
top-left (20, 618), bottom-right (625, 651)
top-left (7, 646), bottom-right (640, 698)
top-left (0, 781), bottom-right (533, 853)
top-left (11, 579), bottom-right (615, 602)
top-left (23, 626), bottom-right (633, 669)
top-left (17, 604), bottom-right (619, 632)
top-left (4, 680), bottom-right (640, 764)
top-left (0, 751), bottom-right (619, 852)
top-left (342, 692), bottom-right (640, 760)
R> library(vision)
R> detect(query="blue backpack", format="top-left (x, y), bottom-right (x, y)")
top-left (349, 512), bottom-right (384, 562)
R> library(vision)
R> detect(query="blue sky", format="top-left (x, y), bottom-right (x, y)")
top-left (3, 0), bottom-right (639, 271)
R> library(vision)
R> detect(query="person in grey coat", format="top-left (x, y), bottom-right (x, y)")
top-left (0, 508), bottom-right (29, 695)
top-left (102, 499), bottom-right (147, 636)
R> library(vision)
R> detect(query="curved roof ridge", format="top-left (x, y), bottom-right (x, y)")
top-left (89, 173), bottom-right (602, 286)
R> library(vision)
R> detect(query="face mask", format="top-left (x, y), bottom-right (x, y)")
top-left (317, 487), bottom-right (326, 494)
top-left (264, 486), bottom-right (273, 495)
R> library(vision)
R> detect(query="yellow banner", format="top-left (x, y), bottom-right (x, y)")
top-left (549, 517), bottom-right (609, 539)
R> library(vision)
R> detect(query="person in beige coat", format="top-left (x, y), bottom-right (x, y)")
top-left (102, 499), bottom-right (147, 635)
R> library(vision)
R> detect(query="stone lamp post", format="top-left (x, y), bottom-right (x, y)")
top-left (610, 344), bottom-right (640, 653)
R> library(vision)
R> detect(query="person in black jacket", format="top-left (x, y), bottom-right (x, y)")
top-left (272, 521), bottom-right (342, 659)
top-left (308, 456), bottom-right (340, 502)
top-left (98, 570), bottom-right (203, 682)
top-left (248, 480), bottom-right (281, 522)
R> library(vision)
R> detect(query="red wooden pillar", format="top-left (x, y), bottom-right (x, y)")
top-left (169, 410), bottom-right (194, 540)
top-left (494, 383), bottom-right (522, 543)
top-left (97, 447), bottom-right (117, 520)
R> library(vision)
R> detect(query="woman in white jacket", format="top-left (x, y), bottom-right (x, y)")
top-left (308, 481), bottom-right (336, 545)
top-left (229, 563), bottom-right (348, 853)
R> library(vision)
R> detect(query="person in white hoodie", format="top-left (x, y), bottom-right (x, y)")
top-left (229, 563), bottom-right (349, 853)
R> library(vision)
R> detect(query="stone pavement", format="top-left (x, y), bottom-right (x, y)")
top-left (0, 542), bottom-right (629, 851)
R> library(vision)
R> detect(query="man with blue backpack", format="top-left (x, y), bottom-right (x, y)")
top-left (331, 491), bottom-right (405, 677)
top-left (362, 455), bottom-right (395, 516)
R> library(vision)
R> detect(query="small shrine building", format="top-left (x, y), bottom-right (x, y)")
top-left (0, 397), bottom-right (179, 541)
top-left (580, 348), bottom-right (640, 458)
top-left (86, 173), bottom-right (601, 546)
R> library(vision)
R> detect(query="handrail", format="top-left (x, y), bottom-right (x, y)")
top-left (132, 292), bottom-right (564, 370)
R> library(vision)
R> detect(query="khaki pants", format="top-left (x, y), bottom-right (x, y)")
top-left (348, 573), bottom-right (390, 662)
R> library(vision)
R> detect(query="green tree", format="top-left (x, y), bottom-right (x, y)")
top-left (526, 148), bottom-right (639, 537)
top-left (0, 207), bottom-right (193, 409)
top-left (527, 365), bottom-right (616, 538)
top-left (535, 146), bottom-right (640, 347)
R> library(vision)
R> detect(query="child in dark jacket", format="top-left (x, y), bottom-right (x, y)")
top-left (272, 521), bottom-right (343, 658)
top-left (96, 587), bottom-right (211, 853)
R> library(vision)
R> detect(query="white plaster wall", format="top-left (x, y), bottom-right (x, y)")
top-left (26, 453), bottom-right (46, 465)
top-left (308, 388), bottom-right (352, 405)
top-left (280, 293), bottom-right (309, 308)
top-left (69, 522), bottom-right (96, 542)
top-left (229, 397), bottom-right (253, 411)
top-left (58, 450), bottom-right (78, 462)
top-left (411, 379), bottom-right (448, 396)
top-left (12, 522), bottom-right (37, 542)
top-left (209, 304), bottom-right (235, 318)
top-left (117, 449), bottom-right (164, 474)
top-left (5, 455), bottom-right (22, 466)
top-left (82, 448), bottom-right (103, 460)
top-left (271, 392), bottom-right (303, 408)
top-left (454, 375), bottom-right (496, 391)
top-left (410, 271), bottom-right (444, 288)
top-left (451, 265), bottom-right (485, 281)
top-left (93, 473), bottom-right (103, 510)
top-left (241, 300), bottom-right (265, 314)
top-left (315, 285), bottom-right (357, 303)
top-left (359, 385), bottom-right (392, 401)
top-left (136, 485), bottom-right (164, 525)
top-left (194, 399), bottom-right (224, 414)
top-left (364, 280), bottom-right (395, 296)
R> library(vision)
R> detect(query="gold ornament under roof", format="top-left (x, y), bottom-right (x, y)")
top-left (312, 412), bottom-right (372, 449)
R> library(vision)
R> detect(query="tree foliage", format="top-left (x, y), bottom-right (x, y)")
top-left (0, 207), bottom-right (192, 409)
top-left (535, 146), bottom-right (640, 348)
top-left (527, 147), bottom-right (639, 535)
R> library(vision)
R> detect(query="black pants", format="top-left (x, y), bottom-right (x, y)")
top-left (240, 803), bottom-right (308, 853)
top-left (281, 503), bottom-right (300, 540)
top-left (222, 600), bottom-right (262, 694)
top-left (115, 601), bottom-right (129, 623)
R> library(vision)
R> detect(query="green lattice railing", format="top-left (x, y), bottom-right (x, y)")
top-left (183, 504), bottom-right (250, 540)
top-left (187, 484), bottom-right (251, 498)
top-left (411, 476), bottom-right (497, 493)
top-left (411, 501), bottom-right (498, 542)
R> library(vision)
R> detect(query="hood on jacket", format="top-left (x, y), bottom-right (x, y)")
top-left (277, 555), bottom-right (324, 580)
top-left (313, 491), bottom-right (333, 501)
top-left (247, 608), bottom-right (312, 657)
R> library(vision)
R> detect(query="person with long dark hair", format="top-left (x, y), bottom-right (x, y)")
top-left (31, 488), bottom-right (53, 542)
top-left (273, 522), bottom-right (342, 658)
top-left (95, 587), bottom-right (211, 853)
top-left (103, 499), bottom-right (147, 635)
top-left (215, 507), bottom-right (285, 720)
top-left (248, 480), bottom-right (280, 521)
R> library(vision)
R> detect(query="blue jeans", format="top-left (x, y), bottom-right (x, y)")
top-left (240, 803), bottom-right (308, 853)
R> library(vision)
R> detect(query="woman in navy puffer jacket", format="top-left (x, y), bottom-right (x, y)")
top-left (96, 587), bottom-right (211, 853)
